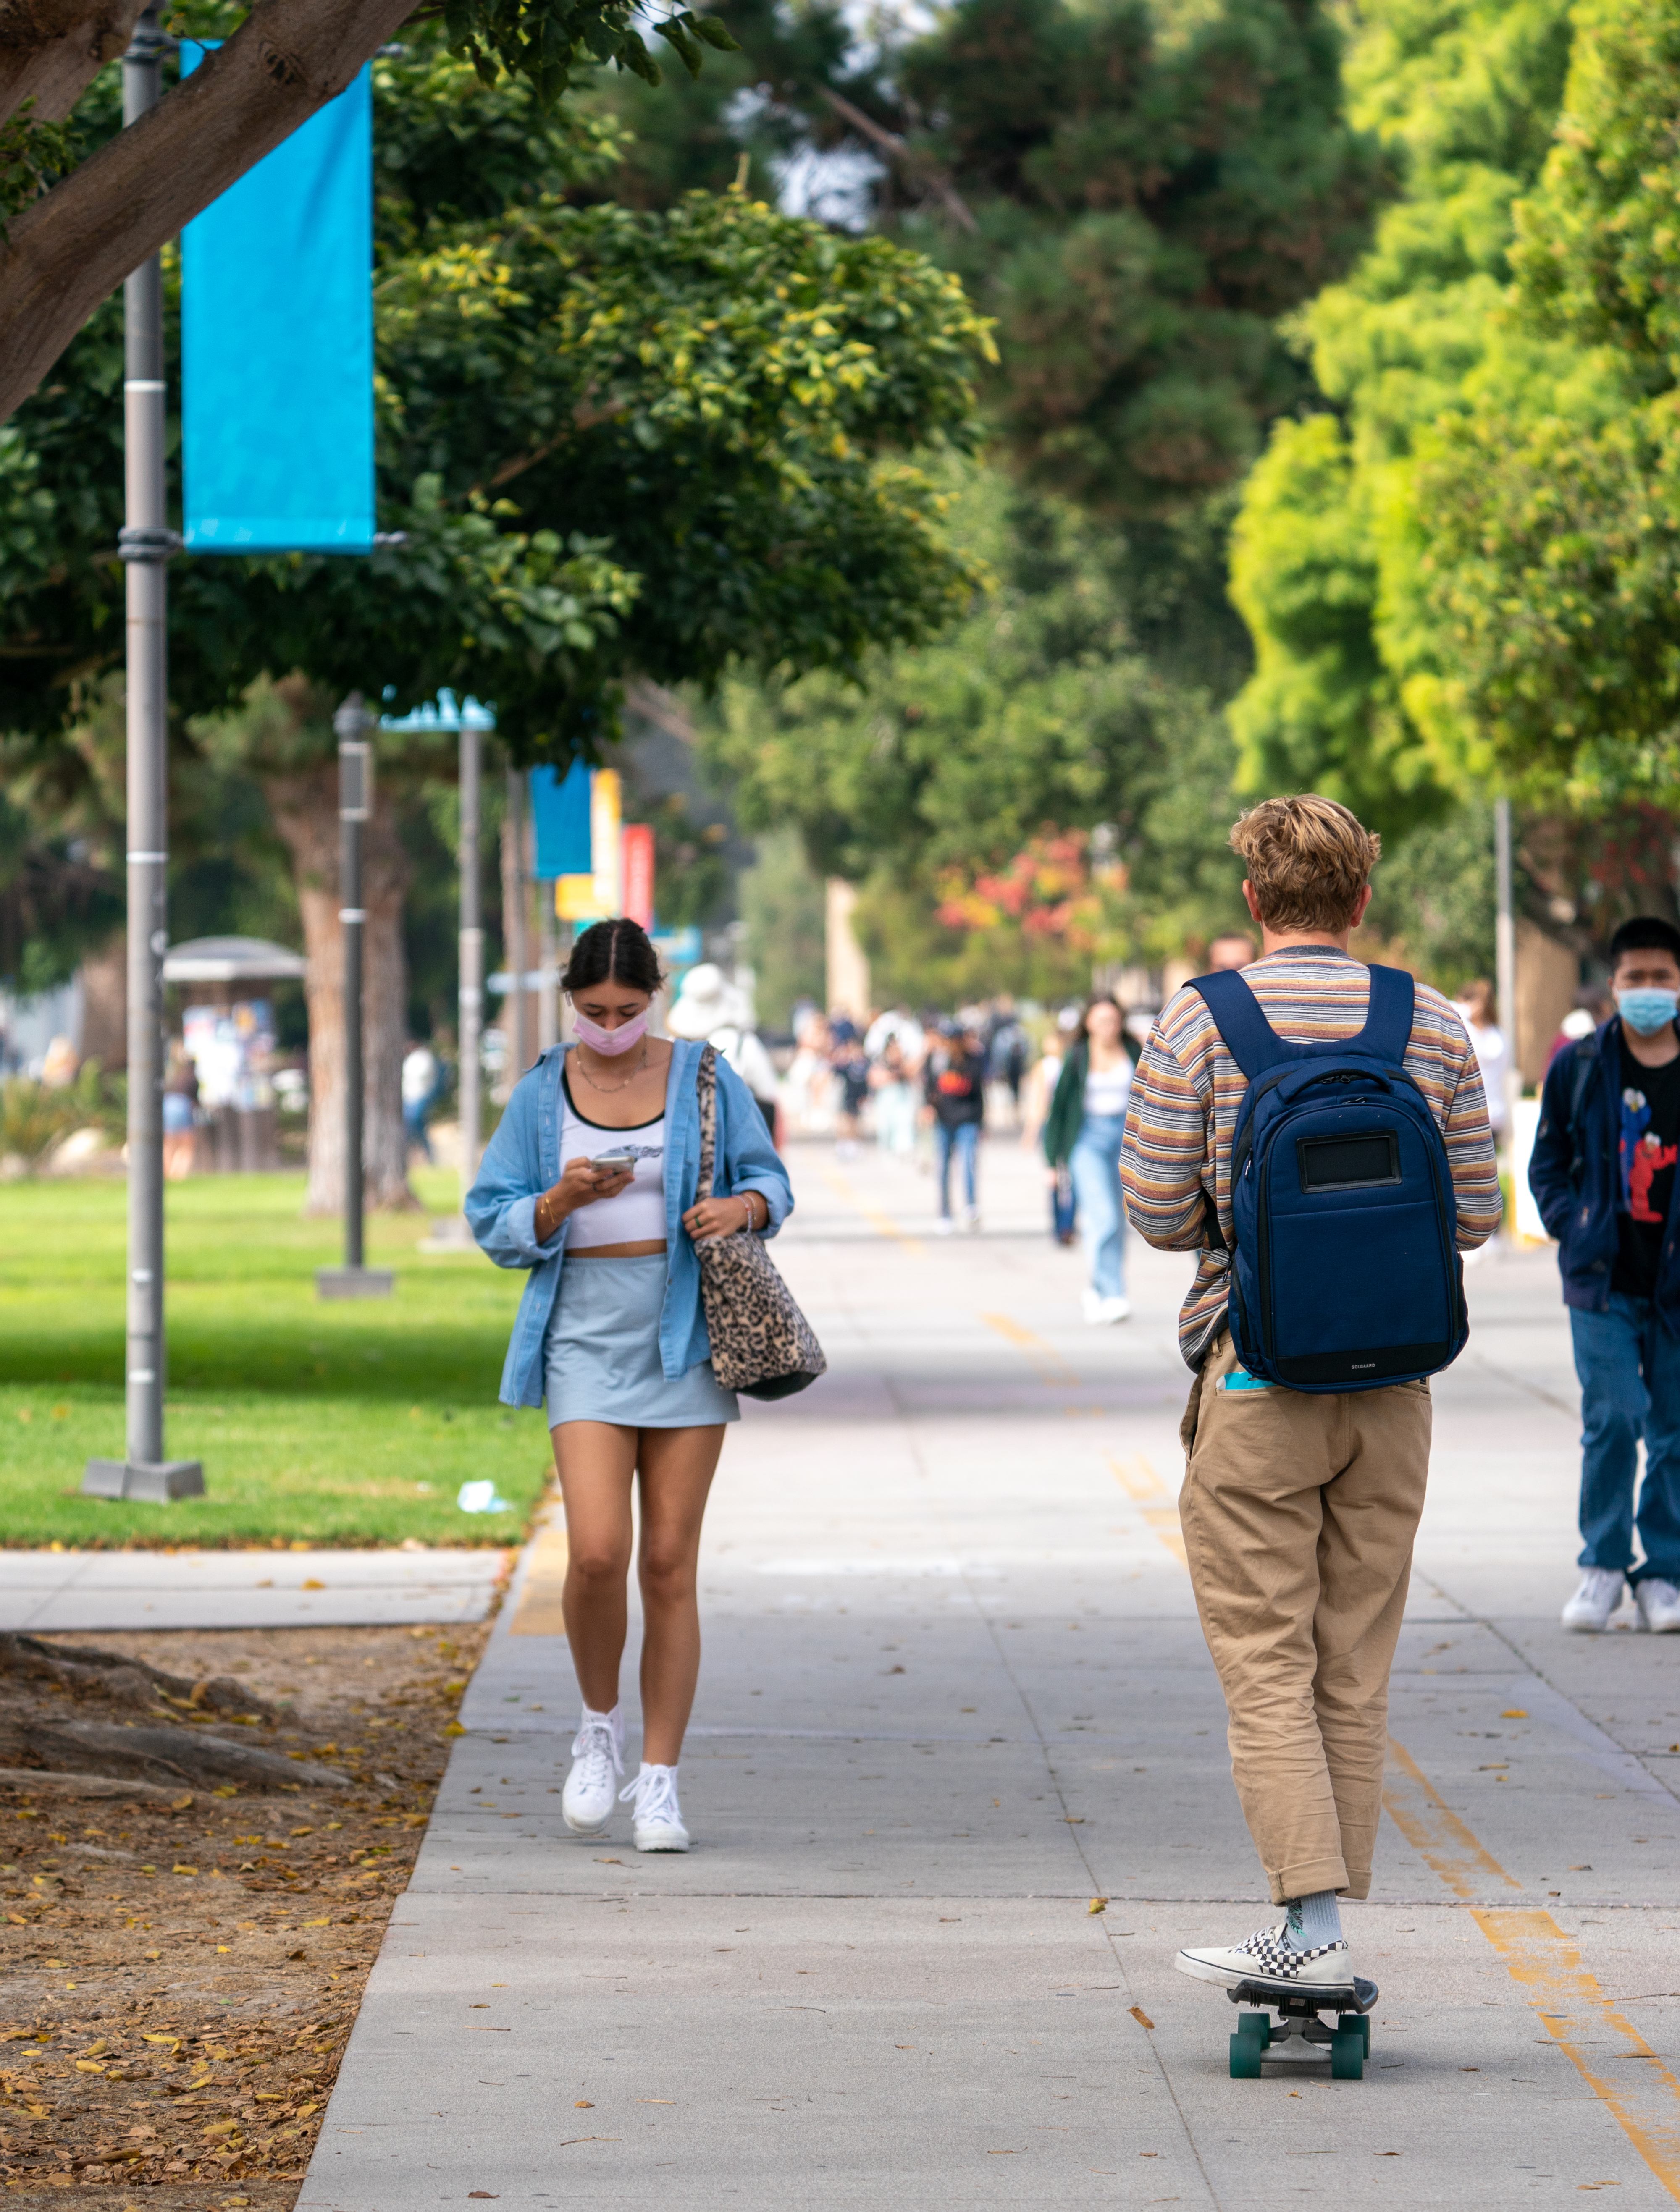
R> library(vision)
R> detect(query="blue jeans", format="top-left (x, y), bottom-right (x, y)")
top-left (1570, 1292), bottom-right (1680, 1582)
top-left (1070, 1111), bottom-right (1127, 1299)
top-left (935, 1120), bottom-right (979, 1217)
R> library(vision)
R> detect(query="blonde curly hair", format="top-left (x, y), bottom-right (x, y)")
top-left (1228, 795), bottom-right (1381, 934)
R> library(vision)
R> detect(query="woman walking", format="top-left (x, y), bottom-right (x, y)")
top-left (1043, 994), bottom-right (1139, 1322)
top-left (467, 918), bottom-right (792, 1853)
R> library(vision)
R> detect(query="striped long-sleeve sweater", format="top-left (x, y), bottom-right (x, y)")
top-left (1119, 944), bottom-right (1503, 1369)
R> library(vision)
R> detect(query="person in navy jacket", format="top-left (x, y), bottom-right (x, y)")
top-left (1530, 916), bottom-right (1680, 1633)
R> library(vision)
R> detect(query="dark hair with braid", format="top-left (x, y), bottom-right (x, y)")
top-left (560, 917), bottom-right (664, 998)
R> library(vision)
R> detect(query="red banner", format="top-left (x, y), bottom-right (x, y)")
top-left (621, 822), bottom-right (655, 929)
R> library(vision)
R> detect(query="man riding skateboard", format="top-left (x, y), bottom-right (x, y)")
top-left (1121, 795), bottom-right (1501, 1999)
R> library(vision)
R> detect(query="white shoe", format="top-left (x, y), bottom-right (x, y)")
top-left (1636, 1577), bottom-right (1680, 1632)
top-left (1082, 1288), bottom-right (1106, 1324)
top-left (562, 1708), bottom-right (623, 1834)
top-left (1562, 1567), bottom-right (1626, 1632)
top-left (934, 1216), bottom-right (956, 1236)
top-left (1082, 1290), bottom-right (1131, 1324)
top-left (963, 1208), bottom-right (981, 1234)
top-left (620, 1762), bottom-right (689, 1852)
top-left (1176, 1922), bottom-right (1354, 1994)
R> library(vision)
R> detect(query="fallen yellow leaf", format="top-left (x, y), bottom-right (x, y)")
top-left (1087, 1897), bottom-right (1108, 1915)
top-left (74, 2060), bottom-right (105, 2073)
top-left (1129, 2006), bottom-right (1155, 2030)
top-left (1500, 1709), bottom-right (1528, 1719)
top-left (301, 1578), bottom-right (326, 1590)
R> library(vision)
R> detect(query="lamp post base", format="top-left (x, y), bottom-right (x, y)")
top-left (316, 1266), bottom-right (395, 1299)
top-left (81, 1457), bottom-right (206, 1502)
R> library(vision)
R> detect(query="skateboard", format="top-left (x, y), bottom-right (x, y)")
top-left (1225, 1975), bottom-right (1378, 2079)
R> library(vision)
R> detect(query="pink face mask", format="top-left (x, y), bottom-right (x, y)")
top-left (572, 1008), bottom-right (650, 1056)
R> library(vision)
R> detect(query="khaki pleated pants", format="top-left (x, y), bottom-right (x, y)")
top-left (1178, 1329), bottom-right (1432, 1905)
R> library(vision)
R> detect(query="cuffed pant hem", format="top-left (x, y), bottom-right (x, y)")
top-left (1267, 1855), bottom-right (1349, 1908)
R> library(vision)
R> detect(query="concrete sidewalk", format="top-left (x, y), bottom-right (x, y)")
top-left (303, 1137), bottom-right (1680, 2210)
top-left (0, 1545), bottom-right (508, 1631)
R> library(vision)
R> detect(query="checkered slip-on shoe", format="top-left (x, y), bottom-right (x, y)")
top-left (1176, 1922), bottom-right (1354, 1992)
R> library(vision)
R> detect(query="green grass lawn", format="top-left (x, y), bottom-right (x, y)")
top-left (0, 1169), bottom-right (554, 1547)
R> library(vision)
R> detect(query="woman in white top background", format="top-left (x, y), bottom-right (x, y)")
top-left (467, 918), bottom-right (792, 1855)
top-left (1040, 993), bottom-right (1140, 1323)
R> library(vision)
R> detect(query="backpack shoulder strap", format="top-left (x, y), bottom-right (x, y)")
top-left (1355, 964), bottom-right (1416, 1064)
top-left (695, 1043), bottom-right (719, 1200)
top-left (1187, 969), bottom-right (1290, 1081)
top-left (1566, 1033), bottom-right (1599, 1143)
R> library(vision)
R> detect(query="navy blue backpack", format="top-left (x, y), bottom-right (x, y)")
top-left (1190, 964), bottom-right (1468, 1393)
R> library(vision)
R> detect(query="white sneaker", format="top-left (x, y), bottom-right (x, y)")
top-left (1176, 1921), bottom-right (1354, 1994)
top-left (1082, 1288), bottom-right (1106, 1324)
top-left (562, 1708), bottom-right (623, 1834)
top-left (934, 1216), bottom-right (956, 1236)
top-left (620, 1762), bottom-right (689, 1853)
top-left (963, 1210), bottom-right (982, 1234)
top-left (1562, 1567), bottom-right (1626, 1632)
top-left (1082, 1290), bottom-right (1131, 1324)
top-left (1636, 1577), bottom-right (1680, 1633)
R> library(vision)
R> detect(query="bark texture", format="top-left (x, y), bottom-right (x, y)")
top-left (0, 0), bottom-right (411, 422)
top-left (265, 758), bottom-right (417, 1216)
top-left (0, 0), bottom-right (143, 128)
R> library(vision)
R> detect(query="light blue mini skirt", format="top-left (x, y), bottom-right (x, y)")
top-left (543, 1253), bottom-right (739, 1430)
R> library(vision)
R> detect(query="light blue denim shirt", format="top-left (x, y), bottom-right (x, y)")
top-left (466, 1039), bottom-right (793, 1409)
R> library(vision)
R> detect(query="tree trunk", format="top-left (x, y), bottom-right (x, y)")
top-left (0, 0), bottom-right (414, 422)
top-left (0, 0), bottom-right (147, 130)
top-left (77, 929), bottom-right (126, 1071)
top-left (264, 757), bottom-right (416, 1214)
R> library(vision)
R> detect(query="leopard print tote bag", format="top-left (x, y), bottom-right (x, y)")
top-left (692, 1045), bottom-right (826, 1400)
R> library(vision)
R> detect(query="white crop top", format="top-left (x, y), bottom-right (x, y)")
top-left (1082, 1058), bottom-right (1133, 1118)
top-left (560, 1078), bottom-right (668, 1248)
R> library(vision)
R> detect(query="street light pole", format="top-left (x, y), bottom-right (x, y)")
top-left (83, 1), bottom-right (202, 1504)
top-left (318, 695), bottom-right (391, 1298)
top-left (1494, 796), bottom-right (1521, 1232)
top-left (459, 713), bottom-right (484, 1207)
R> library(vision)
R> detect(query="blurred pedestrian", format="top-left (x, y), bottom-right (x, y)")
top-left (467, 917), bottom-right (793, 1852)
top-left (1548, 984), bottom-right (1615, 1071)
top-left (403, 1040), bottom-right (440, 1162)
top-left (162, 1042), bottom-right (199, 1181)
top-left (1023, 1010), bottom-right (1079, 1244)
top-left (667, 965), bottom-right (781, 1145)
top-left (987, 997), bottom-right (1029, 1129)
top-left (924, 1024), bottom-right (987, 1233)
top-left (1208, 931), bottom-right (1257, 971)
top-left (869, 1034), bottom-right (919, 1156)
top-left (1044, 995), bottom-right (1137, 1321)
top-left (1530, 916), bottom-right (1680, 1634)
top-left (830, 1020), bottom-right (870, 1158)
top-left (1450, 978), bottom-right (1509, 1140)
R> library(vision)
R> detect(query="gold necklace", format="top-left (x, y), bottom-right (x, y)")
top-left (573, 1040), bottom-right (650, 1095)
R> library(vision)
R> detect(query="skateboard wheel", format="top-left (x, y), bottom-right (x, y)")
top-left (1337, 2010), bottom-right (1371, 2055)
top-left (1229, 2031), bottom-right (1263, 2079)
top-left (1330, 2027), bottom-right (1364, 2080)
top-left (1236, 2011), bottom-right (1273, 2050)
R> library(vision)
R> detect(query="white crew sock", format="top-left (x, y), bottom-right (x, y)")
top-left (1284, 1890), bottom-right (1344, 1950)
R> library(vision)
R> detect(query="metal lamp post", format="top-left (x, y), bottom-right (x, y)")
top-left (1494, 796), bottom-right (1521, 1175)
top-left (83, 3), bottom-right (203, 1504)
top-left (317, 695), bottom-right (392, 1297)
top-left (381, 692), bottom-right (496, 1252)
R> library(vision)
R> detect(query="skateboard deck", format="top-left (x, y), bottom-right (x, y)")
top-left (1224, 1974), bottom-right (1378, 2078)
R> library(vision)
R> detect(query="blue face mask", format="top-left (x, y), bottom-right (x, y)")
top-left (1617, 987), bottom-right (1680, 1036)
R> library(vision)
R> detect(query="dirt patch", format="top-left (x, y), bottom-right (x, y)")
top-left (0, 1621), bottom-right (490, 2202)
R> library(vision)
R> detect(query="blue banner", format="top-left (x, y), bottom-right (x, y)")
top-left (180, 47), bottom-right (374, 552)
top-left (530, 760), bottom-right (592, 879)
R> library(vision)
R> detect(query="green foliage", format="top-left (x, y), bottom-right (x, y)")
top-left (1225, 0), bottom-right (1576, 825)
top-left (0, 100), bottom-right (79, 231)
top-left (1415, 0), bottom-right (1680, 800)
top-left (738, 824), bottom-right (824, 1027)
top-left (889, 0), bottom-right (1385, 516)
top-left (701, 461), bottom-right (1256, 969)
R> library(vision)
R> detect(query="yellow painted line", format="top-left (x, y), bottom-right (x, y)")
top-left (1382, 1738), bottom-right (1522, 1899)
top-left (1108, 1451), bottom-right (1166, 1501)
top-left (509, 1519), bottom-right (569, 1637)
top-left (818, 1166), bottom-right (925, 1255)
top-left (1473, 1910), bottom-right (1680, 2197)
top-left (1386, 1739), bottom-right (1680, 2200)
top-left (979, 1310), bottom-right (1079, 1384)
top-left (1141, 1507), bottom-right (1187, 1567)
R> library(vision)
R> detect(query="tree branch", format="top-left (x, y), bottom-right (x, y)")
top-left (819, 86), bottom-right (976, 235)
top-left (0, 0), bottom-right (413, 423)
top-left (0, 0), bottom-right (146, 128)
